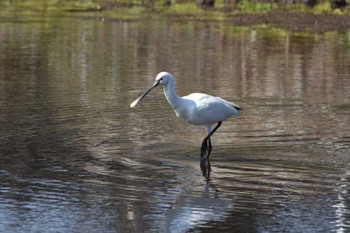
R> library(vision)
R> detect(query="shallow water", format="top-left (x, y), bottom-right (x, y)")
top-left (1, 11), bottom-right (350, 232)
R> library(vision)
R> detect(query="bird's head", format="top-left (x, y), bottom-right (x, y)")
top-left (130, 71), bottom-right (174, 108)
top-left (155, 71), bottom-right (174, 86)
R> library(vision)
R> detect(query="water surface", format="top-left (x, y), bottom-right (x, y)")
top-left (0, 12), bottom-right (350, 232)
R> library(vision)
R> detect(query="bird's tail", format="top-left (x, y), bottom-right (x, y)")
top-left (218, 97), bottom-right (241, 111)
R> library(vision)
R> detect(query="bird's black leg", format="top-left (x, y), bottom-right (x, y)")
top-left (207, 136), bottom-right (212, 159)
top-left (209, 121), bottom-right (222, 137)
top-left (204, 121), bottom-right (222, 159)
top-left (201, 138), bottom-right (208, 159)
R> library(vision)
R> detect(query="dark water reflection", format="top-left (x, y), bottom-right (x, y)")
top-left (1, 12), bottom-right (350, 232)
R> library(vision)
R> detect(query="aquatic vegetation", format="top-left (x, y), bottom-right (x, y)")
top-left (0, 0), bottom-right (347, 14)
top-left (2, 0), bottom-right (350, 33)
top-left (236, 0), bottom-right (279, 13)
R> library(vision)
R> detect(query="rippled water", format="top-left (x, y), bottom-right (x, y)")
top-left (1, 11), bottom-right (350, 232)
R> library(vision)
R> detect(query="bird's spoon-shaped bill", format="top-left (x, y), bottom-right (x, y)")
top-left (130, 81), bottom-right (160, 108)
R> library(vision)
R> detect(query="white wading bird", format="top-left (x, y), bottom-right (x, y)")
top-left (130, 72), bottom-right (241, 160)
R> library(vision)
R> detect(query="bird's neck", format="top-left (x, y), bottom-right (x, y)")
top-left (163, 82), bottom-right (182, 110)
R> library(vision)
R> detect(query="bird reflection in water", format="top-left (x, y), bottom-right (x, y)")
top-left (200, 160), bottom-right (211, 181)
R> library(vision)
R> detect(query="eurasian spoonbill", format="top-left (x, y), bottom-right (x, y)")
top-left (130, 72), bottom-right (241, 160)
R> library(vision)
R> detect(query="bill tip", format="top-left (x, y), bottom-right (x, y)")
top-left (130, 100), bottom-right (137, 108)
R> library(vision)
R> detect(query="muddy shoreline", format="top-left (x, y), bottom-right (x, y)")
top-left (98, 1), bottom-right (350, 33)
top-left (229, 11), bottom-right (350, 33)
top-left (2, 0), bottom-right (350, 33)
top-left (165, 10), bottom-right (350, 33)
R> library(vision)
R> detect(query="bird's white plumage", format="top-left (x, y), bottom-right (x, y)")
top-left (131, 72), bottom-right (240, 132)
top-left (181, 93), bottom-right (240, 125)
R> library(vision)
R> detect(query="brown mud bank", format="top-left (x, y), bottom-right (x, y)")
top-left (166, 10), bottom-right (350, 33)
top-left (2, 0), bottom-right (350, 33)
top-left (99, 9), bottom-right (350, 33)
top-left (229, 11), bottom-right (350, 33)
